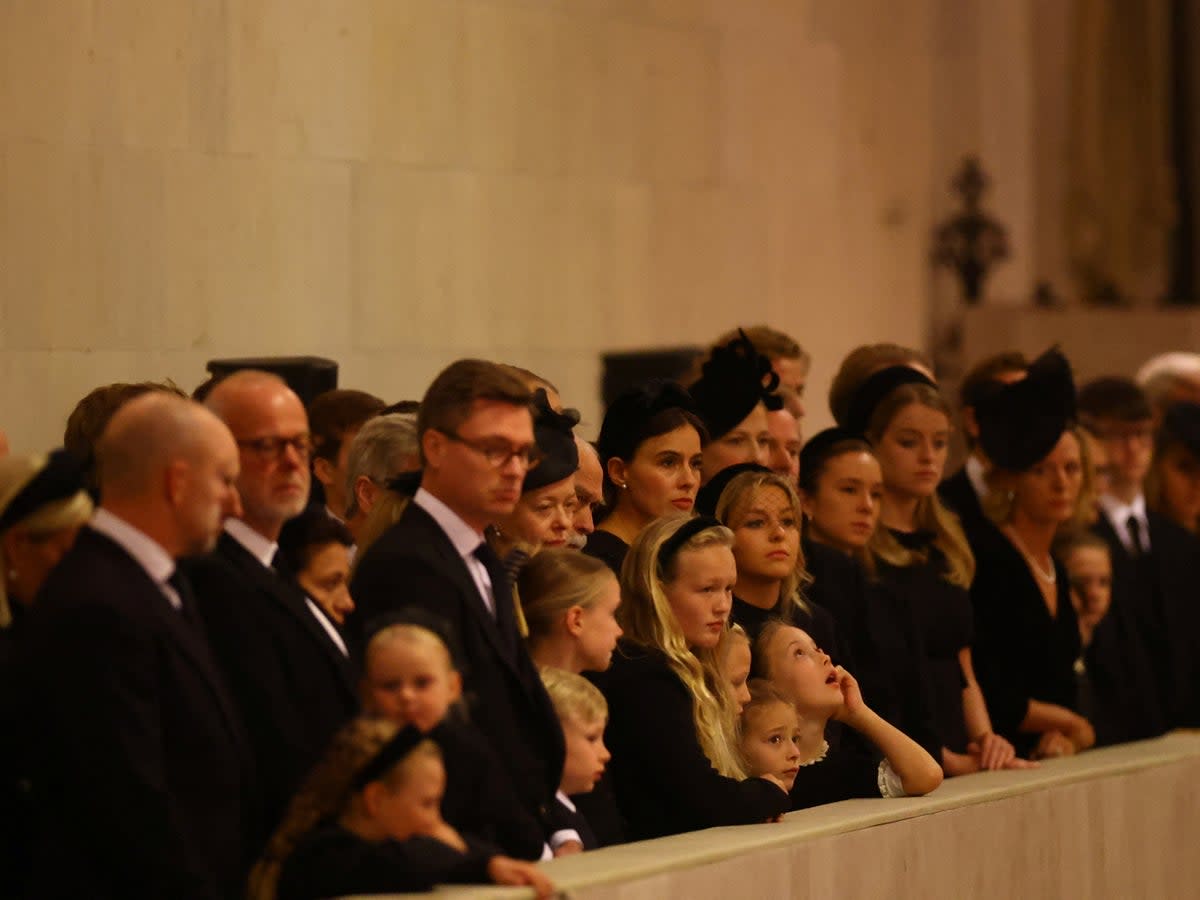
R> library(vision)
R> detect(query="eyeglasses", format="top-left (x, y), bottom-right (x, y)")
top-left (237, 434), bottom-right (315, 461)
top-left (439, 429), bottom-right (542, 469)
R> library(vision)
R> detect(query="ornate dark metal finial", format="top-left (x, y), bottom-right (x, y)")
top-left (932, 157), bottom-right (1010, 305)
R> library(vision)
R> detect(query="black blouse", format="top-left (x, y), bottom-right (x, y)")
top-left (276, 824), bottom-right (495, 900)
top-left (965, 518), bottom-right (1080, 757)
top-left (588, 640), bottom-right (789, 840)
top-left (801, 537), bottom-right (942, 761)
top-left (581, 530), bottom-right (629, 577)
top-left (875, 529), bottom-right (973, 753)
top-left (730, 594), bottom-right (841, 662)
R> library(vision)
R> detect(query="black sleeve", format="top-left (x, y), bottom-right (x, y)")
top-left (790, 731), bottom-right (881, 809)
top-left (969, 564), bottom-right (1033, 740)
top-left (606, 662), bottom-right (789, 832)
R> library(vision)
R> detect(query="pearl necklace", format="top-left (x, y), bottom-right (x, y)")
top-left (1006, 527), bottom-right (1056, 585)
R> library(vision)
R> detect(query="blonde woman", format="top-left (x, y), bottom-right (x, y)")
top-left (846, 366), bottom-right (1030, 775)
top-left (589, 514), bottom-right (789, 840)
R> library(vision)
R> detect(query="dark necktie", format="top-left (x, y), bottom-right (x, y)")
top-left (1127, 515), bottom-right (1146, 556)
top-left (167, 569), bottom-right (199, 626)
top-left (473, 543), bottom-right (518, 656)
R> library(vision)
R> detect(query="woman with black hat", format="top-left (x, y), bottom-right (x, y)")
top-left (586, 381), bottom-right (706, 575)
top-left (1145, 402), bottom-right (1200, 534)
top-left (967, 348), bottom-right (1095, 759)
top-left (689, 331), bottom-right (781, 484)
top-left (491, 390), bottom-right (581, 558)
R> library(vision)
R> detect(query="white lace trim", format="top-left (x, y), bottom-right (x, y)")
top-left (877, 758), bottom-right (906, 798)
top-left (798, 740), bottom-right (830, 767)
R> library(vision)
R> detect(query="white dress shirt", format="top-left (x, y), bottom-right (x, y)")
top-left (223, 519), bottom-right (349, 656)
top-left (413, 487), bottom-right (496, 616)
top-left (1097, 493), bottom-right (1151, 555)
top-left (90, 507), bottom-right (182, 611)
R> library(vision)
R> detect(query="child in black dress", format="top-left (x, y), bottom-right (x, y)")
top-left (540, 667), bottom-right (611, 855)
top-left (752, 621), bottom-right (943, 808)
top-left (248, 719), bottom-right (553, 900)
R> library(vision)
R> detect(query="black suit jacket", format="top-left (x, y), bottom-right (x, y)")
top-left (938, 466), bottom-right (985, 528)
top-left (1092, 510), bottom-right (1198, 731)
top-left (348, 501), bottom-right (564, 820)
top-left (186, 531), bottom-right (358, 844)
top-left (23, 527), bottom-right (255, 899)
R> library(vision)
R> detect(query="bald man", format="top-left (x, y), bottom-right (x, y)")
top-left (185, 371), bottom-right (357, 842)
top-left (24, 393), bottom-right (254, 899)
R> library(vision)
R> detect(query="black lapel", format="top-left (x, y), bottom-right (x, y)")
top-left (406, 505), bottom-right (524, 679)
top-left (217, 532), bottom-right (357, 699)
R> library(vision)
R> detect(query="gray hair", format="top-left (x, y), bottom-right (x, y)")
top-left (1136, 352), bottom-right (1200, 414)
top-left (343, 412), bottom-right (419, 518)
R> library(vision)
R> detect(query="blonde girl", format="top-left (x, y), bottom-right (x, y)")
top-left (517, 549), bottom-right (623, 673)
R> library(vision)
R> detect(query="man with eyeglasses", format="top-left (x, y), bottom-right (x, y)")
top-left (350, 359), bottom-right (565, 861)
top-left (185, 370), bottom-right (358, 845)
top-left (1079, 376), bottom-right (1199, 736)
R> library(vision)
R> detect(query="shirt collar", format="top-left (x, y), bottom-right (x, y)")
top-left (223, 518), bottom-right (278, 568)
top-left (413, 488), bottom-right (484, 559)
top-left (1098, 492), bottom-right (1147, 525)
top-left (555, 789), bottom-right (577, 813)
top-left (90, 508), bottom-right (176, 586)
top-left (965, 454), bottom-right (989, 501)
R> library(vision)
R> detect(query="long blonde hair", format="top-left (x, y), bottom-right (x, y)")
top-left (863, 384), bottom-right (976, 587)
top-left (714, 470), bottom-right (813, 618)
top-left (620, 515), bottom-right (745, 779)
top-left (247, 717), bottom-right (438, 900)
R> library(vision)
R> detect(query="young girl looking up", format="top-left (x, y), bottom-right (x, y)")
top-left (517, 549), bottom-right (623, 673)
top-left (845, 364), bottom-right (1027, 775)
top-left (588, 380), bottom-right (707, 574)
top-left (250, 719), bottom-right (554, 900)
top-left (360, 620), bottom-right (547, 861)
top-left (752, 622), bottom-right (943, 808)
top-left (738, 680), bottom-right (802, 793)
top-left (797, 429), bottom-right (942, 763)
top-left (540, 667), bottom-right (611, 855)
top-left (589, 514), bottom-right (790, 839)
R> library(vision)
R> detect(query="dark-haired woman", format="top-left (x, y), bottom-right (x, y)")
top-left (1146, 402), bottom-right (1200, 534)
top-left (278, 506), bottom-right (356, 628)
top-left (797, 429), bottom-right (942, 762)
top-left (585, 381), bottom-right (706, 575)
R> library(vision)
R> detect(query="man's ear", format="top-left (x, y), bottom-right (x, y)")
top-left (165, 459), bottom-right (189, 508)
top-left (422, 429), bottom-right (444, 470)
top-left (312, 455), bottom-right (336, 488)
top-left (354, 476), bottom-right (379, 516)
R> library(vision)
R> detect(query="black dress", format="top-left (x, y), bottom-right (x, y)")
top-left (788, 731), bottom-right (885, 810)
top-left (965, 518), bottom-right (1080, 757)
top-left (582, 530), bottom-right (630, 576)
top-left (275, 824), bottom-right (496, 900)
top-left (802, 537), bottom-right (942, 761)
top-left (730, 594), bottom-right (841, 660)
top-left (875, 529), bottom-right (973, 754)
top-left (588, 640), bottom-right (789, 840)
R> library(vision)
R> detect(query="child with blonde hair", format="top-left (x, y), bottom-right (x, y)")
top-left (738, 680), bottom-right (802, 792)
top-left (249, 718), bottom-right (553, 900)
top-left (359, 617), bottom-right (547, 860)
top-left (518, 549), bottom-right (623, 673)
top-left (540, 667), bottom-right (611, 854)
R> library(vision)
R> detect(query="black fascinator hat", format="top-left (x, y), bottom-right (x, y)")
top-left (689, 330), bottom-right (782, 441)
top-left (596, 379), bottom-right (703, 466)
top-left (976, 347), bottom-right (1076, 472)
top-left (524, 389), bottom-right (580, 492)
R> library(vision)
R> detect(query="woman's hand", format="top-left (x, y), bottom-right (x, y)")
top-left (942, 748), bottom-right (981, 777)
top-left (554, 839), bottom-right (584, 857)
top-left (1066, 717), bottom-right (1096, 752)
top-left (487, 857), bottom-right (556, 898)
top-left (969, 732), bottom-right (1017, 771)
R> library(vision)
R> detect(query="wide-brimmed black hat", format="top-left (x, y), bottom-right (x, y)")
top-left (689, 331), bottom-right (781, 441)
top-left (976, 348), bottom-right (1076, 472)
top-left (596, 379), bottom-right (700, 465)
top-left (524, 389), bottom-right (580, 492)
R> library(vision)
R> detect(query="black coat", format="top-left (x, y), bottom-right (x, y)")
top-left (589, 641), bottom-right (790, 840)
top-left (939, 467), bottom-right (986, 528)
top-left (22, 527), bottom-right (256, 899)
top-left (348, 502), bottom-right (564, 822)
top-left (186, 532), bottom-right (359, 844)
top-left (276, 824), bottom-right (496, 900)
top-left (1092, 511), bottom-right (1198, 731)
top-left (966, 518), bottom-right (1079, 756)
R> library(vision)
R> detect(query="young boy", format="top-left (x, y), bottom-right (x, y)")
top-left (540, 668), bottom-right (610, 855)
